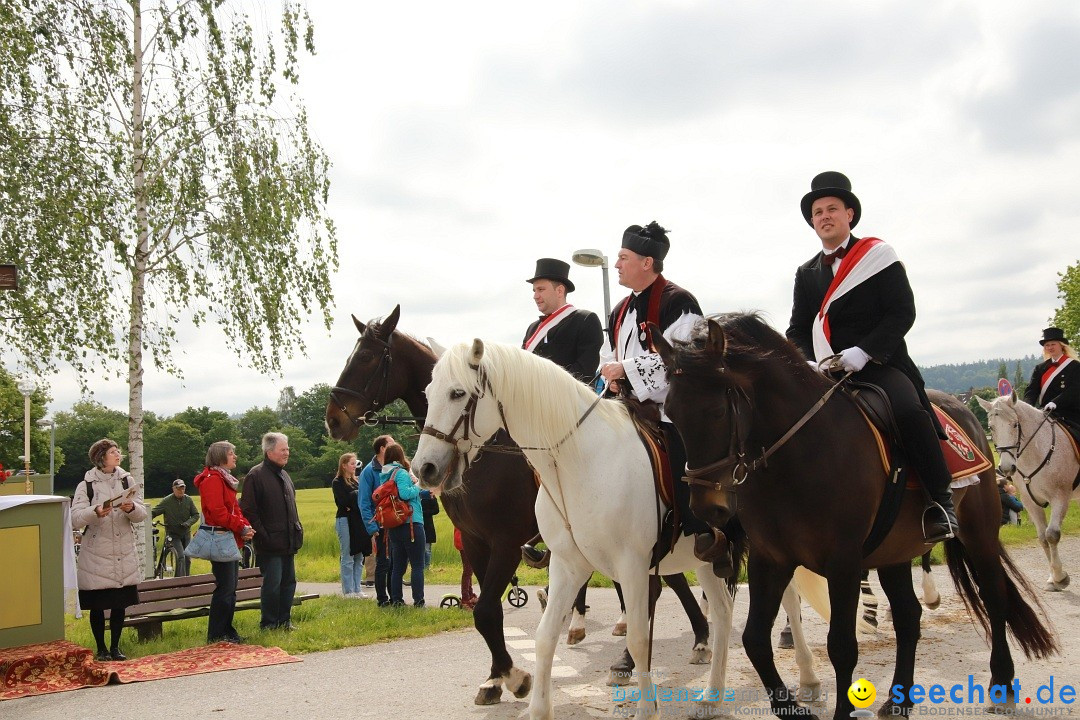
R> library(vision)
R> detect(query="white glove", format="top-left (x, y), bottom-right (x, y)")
top-left (807, 359), bottom-right (824, 374)
top-left (839, 346), bottom-right (871, 373)
top-left (1044, 402), bottom-right (1057, 414)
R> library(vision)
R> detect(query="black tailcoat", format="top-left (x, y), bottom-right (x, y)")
top-left (522, 308), bottom-right (604, 382)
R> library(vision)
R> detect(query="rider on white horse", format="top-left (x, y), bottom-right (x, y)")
top-left (1024, 327), bottom-right (1080, 446)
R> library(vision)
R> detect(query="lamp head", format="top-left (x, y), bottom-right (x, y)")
top-left (16, 377), bottom-right (36, 395)
top-left (572, 248), bottom-right (607, 268)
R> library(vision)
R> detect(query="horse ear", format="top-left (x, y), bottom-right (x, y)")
top-left (427, 337), bottom-right (447, 358)
top-left (649, 323), bottom-right (675, 367)
top-left (1008, 391), bottom-right (1018, 406)
top-left (470, 338), bottom-right (485, 367)
top-left (380, 305), bottom-right (401, 336)
top-left (975, 396), bottom-right (993, 412)
top-left (352, 314), bottom-right (366, 335)
top-left (705, 318), bottom-right (727, 358)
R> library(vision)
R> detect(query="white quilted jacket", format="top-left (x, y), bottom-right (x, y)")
top-left (70, 469), bottom-right (148, 590)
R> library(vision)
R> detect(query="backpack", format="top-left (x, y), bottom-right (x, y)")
top-left (372, 469), bottom-right (413, 530)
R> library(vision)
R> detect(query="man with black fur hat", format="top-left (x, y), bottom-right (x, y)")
top-left (599, 222), bottom-right (725, 572)
top-left (786, 171), bottom-right (957, 543)
top-left (522, 258), bottom-right (604, 382)
top-left (1024, 327), bottom-right (1080, 440)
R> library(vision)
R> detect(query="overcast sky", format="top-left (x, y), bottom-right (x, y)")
top-left (38, 0), bottom-right (1080, 417)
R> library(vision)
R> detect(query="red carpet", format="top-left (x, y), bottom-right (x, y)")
top-left (1, 640), bottom-right (300, 701)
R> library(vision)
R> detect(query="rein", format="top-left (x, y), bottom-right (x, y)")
top-left (682, 365), bottom-right (852, 492)
top-left (997, 411), bottom-right (1057, 508)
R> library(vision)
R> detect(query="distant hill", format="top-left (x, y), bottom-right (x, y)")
top-left (918, 355), bottom-right (1042, 394)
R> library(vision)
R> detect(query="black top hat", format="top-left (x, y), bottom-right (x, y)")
top-left (526, 258), bottom-right (575, 293)
top-left (800, 171), bottom-right (862, 229)
top-left (622, 221), bottom-right (671, 261)
top-left (1040, 327), bottom-right (1069, 346)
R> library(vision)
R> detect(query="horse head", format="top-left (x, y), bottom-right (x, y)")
top-left (325, 305), bottom-right (403, 441)
top-left (414, 338), bottom-right (502, 493)
top-left (652, 317), bottom-right (743, 529)
top-left (977, 392), bottom-right (1023, 478)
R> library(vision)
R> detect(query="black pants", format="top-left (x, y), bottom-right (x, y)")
top-left (207, 560), bottom-right (238, 641)
top-left (662, 420), bottom-right (710, 535)
top-left (855, 364), bottom-right (952, 495)
top-left (373, 529), bottom-right (392, 606)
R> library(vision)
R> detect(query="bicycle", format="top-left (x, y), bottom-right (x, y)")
top-left (151, 520), bottom-right (180, 579)
top-left (240, 538), bottom-right (256, 569)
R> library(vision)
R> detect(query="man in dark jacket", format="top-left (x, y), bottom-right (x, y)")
top-left (522, 258), bottom-right (604, 382)
top-left (240, 432), bottom-right (304, 630)
top-left (786, 171), bottom-right (956, 543)
top-left (151, 478), bottom-right (200, 576)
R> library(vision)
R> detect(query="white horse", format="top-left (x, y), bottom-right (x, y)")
top-left (413, 339), bottom-right (820, 720)
top-left (978, 394), bottom-right (1080, 591)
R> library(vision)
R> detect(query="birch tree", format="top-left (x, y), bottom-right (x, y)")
top-left (0, 0), bottom-right (337, 490)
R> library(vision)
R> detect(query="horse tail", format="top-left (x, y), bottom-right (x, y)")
top-left (943, 538), bottom-right (1058, 659)
top-left (724, 516), bottom-right (749, 595)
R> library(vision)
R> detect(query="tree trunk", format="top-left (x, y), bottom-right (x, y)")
top-left (129, 0), bottom-right (150, 577)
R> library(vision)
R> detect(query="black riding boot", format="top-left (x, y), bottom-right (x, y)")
top-left (521, 533), bottom-right (550, 569)
top-left (922, 476), bottom-right (958, 544)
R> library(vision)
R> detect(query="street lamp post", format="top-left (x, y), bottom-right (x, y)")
top-left (37, 418), bottom-right (55, 494)
top-left (16, 376), bottom-right (36, 495)
top-left (571, 248), bottom-right (611, 329)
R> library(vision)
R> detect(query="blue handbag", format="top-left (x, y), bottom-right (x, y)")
top-left (185, 522), bottom-right (242, 563)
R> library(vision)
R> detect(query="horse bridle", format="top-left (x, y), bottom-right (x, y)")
top-left (994, 410), bottom-right (1056, 507)
top-left (329, 332), bottom-right (412, 428)
top-left (680, 368), bottom-right (852, 495)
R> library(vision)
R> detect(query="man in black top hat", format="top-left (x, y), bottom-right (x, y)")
top-left (1024, 327), bottom-right (1080, 438)
top-left (520, 258), bottom-right (603, 569)
top-left (522, 258), bottom-right (604, 382)
top-left (599, 222), bottom-right (722, 569)
top-left (786, 171), bottom-right (957, 543)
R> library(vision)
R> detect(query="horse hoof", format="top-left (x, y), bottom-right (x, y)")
top-left (612, 621), bottom-right (627, 636)
top-left (923, 598), bottom-right (940, 610)
top-left (608, 668), bottom-right (633, 686)
top-left (474, 683), bottom-right (502, 705)
top-left (1057, 574), bottom-right (1071, 589)
top-left (1044, 580), bottom-right (1066, 592)
top-left (778, 629), bottom-right (794, 649)
top-left (506, 667), bottom-right (532, 699)
top-left (566, 628), bottom-right (586, 645)
top-left (798, 682), bottom-right (822, 702)
top-left (690, 645), bottom-right (712, 665)
top-left (878, 699), bottom-right (911, 717)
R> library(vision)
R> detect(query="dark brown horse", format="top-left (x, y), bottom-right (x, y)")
top-left (325, 306), bottom-right (711, 703)
top-left (654, 314), bottom-right (1057, 720)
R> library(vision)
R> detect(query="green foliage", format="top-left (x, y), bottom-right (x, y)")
top-left (920, 356), bottom-right (1041, 394)
top-left (144, 420), bottom-right (205, 496)
top-left (967, 387), bottom-right (998, 430)
top-left (1052, 261), bottom-right (1080, 343)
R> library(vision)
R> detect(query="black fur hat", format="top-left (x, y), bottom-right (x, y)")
top-left (621, 221), bottom-right (670, 261)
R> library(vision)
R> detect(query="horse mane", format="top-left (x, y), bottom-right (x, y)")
top-left (363, 315), bottom-right (436, 361)
top-left (439, 341), bottom-right (628, 458)
top-left (674, 312), bottom-right (819, 385)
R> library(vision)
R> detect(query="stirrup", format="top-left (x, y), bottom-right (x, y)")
top-left (521, 544), bottom-right (550, 569)
top-left (921, 501), bottom-right (956, 544)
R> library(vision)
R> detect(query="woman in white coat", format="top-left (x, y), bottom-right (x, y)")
top-left (70, 438), bottom-right (148, 661)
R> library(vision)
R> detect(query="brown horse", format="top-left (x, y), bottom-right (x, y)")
top-left (325, 306), bottom-right (711, 704)
top-left (653, 314), bottom-right (1057, 720)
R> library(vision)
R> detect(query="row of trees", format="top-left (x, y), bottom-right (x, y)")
top-left (48, 385), bottom-right (416, 499)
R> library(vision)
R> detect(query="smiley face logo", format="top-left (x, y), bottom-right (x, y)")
top-left (848, 678), bottom-right (876, 709)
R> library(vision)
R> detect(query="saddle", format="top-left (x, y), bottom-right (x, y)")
top-left (842, 379), bottom-right (991, 555)
top-left (621, 397), bottom-right (680, 566)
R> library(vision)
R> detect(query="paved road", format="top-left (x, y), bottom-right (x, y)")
top-left (7, 542), bottom-right (1080, 720)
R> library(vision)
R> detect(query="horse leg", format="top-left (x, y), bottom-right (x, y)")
top-left (920, 551), bottom-right (940, 609)
top-left (663, 572), bottom-right (711, 664)
top-left (696, 566), bottom-right (733, 718)
top-left (612, 580), bottom-right (627, 636)
top-left (860, 570), bottom-right (879, 629)
top-left (1044, 497), bottom-right (1070, 590)
top-left (567, 580), bottom-right (588, 645)
top-left (825, 563), bottom-right (862, 720)
top-left (1021, 485), bottom-right (1055, 585)
top-left (781, 582), bottom-right (821, 701)
top-left (467, 541), bottom-right (531, 705)
top-left (528, 556), bottom-right (592, 720)
top-left (874, 563), bottom-right (922, 718)
top-left (617, 567), bottom-right (660, 720)
top-left (608, 575), bottom-right (661, 685)
top-left (743, 555), bottom-right (815, 719)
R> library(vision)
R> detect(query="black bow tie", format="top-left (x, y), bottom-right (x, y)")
top-left (823, 245), bottom-right (849, 265)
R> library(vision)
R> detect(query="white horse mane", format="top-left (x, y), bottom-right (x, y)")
top-left (439, 341), bottom-right (629, 457)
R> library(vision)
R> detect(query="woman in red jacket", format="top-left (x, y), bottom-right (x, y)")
top-left (193, 441), bottom-right (255, 644)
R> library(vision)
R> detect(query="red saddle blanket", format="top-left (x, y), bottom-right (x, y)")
top-left (863, 404), bottom-right (992, 482)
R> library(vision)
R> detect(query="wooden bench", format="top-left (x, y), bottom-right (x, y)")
top-left (110, 568), bottom-right (319, 640)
